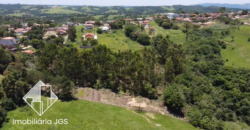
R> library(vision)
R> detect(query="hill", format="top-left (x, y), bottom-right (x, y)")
top-left (1, 97), bottom-right (198, 130)
top-left (197, 3), bottom-right (250, 10)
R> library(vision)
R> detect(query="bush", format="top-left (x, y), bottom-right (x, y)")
top-left (248, 37), bottom-right (250, 42)
top-left (172, 24), bottom-right (180, 30)
top-left (97, 28), bottom-right (102, 34)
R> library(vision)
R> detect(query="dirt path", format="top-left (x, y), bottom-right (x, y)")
top-left (127, 109), bottom-right (151, 123)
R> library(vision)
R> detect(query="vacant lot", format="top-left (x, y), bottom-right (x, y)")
top-left (66, 26), bottom-right (144, 52)
top-left (221, 25), bottom-right (250, 69)
top-left (150, 21), bottom-right (186, 44)
top-left (1, 97), bottom-right (198, 130)
top-left (98, 30), bottom-right (144, 52)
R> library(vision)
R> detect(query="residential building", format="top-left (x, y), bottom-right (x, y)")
top-left (101, 26), bottom-right (109, 32)
top-left (0, 37), bottom-right (18, 47)
top-left (82, 33), bottom-right (97, 40)
top-left (85, 24), bottom-right (93, 30)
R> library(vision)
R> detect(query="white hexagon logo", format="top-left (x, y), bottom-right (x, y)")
top-left (23, 80), bottom-right (58, 116)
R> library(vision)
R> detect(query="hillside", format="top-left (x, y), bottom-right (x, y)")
top-left (198, 3), bottom-right (250, 10)
top-left (1, 97), bottom-right (198, 130)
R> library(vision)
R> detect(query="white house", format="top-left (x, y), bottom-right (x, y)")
top-left (166, 13), bottom-right (179, 19)
top-left (101, 26), bottom-right (109, 32)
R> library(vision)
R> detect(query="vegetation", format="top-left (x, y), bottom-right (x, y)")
top-left (1, 97), bottom-right (198, 130)
top-left (1, 4), bottom-right (250, 130)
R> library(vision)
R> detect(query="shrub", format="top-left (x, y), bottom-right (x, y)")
top-left (248, 37), bottom-right (250, 42)
top-left (96, 28), bottom-right (102, 34)
top-left (172, 24), bottom-right (180, 30)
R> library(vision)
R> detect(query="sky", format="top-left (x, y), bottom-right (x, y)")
top-left (1, 0), bottom-right (250, 6)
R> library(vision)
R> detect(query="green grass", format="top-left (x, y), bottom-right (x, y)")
top-left (106, 10), bottom-right (118, 13)
top-left (107, 15), bottom-right (119, 19)
top-left (21, 6), bottom-right (33, 9)
top-left (98, 30), bottom-right (144, 52)
top-left (1, 97), bottom-right (198, 130)
top-left (81, 6), bottom-right (92, 12)
top-left (150, 21), bottom-right (186, 44)
top-left (76, 90), bottom-right (84, 97)
top-left (41, 7), bottom-right (81, 14)
top-left (66, 26), bottom-right (144, 52)
top-left (94, 15), bottom-right (104, 19)
top-left (161, 6), bottom-right (175, 11)
top-left (221, 25), bottom-right (250, 69)
top-left (7, 13), bottom-right (26, 16)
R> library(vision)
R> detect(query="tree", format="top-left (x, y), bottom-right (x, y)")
top-left (242, 10), bottom-right (248, 15)
top-left (96, 28), bottom-right (102, 34)
top-left (163, 84), bottom-right (185, 112)
top-left (82, 40), bottom-right (89, 46)
top-left (162, 21), bottom-right (172, 29)
top-left (219, 7), bottom-right (226, 13)
top-left (124, 24), bottom-right (137, 37)
top-left (90, 39), bottom-right (98, 46)
top-left (67, 25), bottom-right (77, 42)
top-left (0, 106), bottom-right (7, 126)
top-left (165, 59), bottom-right (175, 83)
top-left (58, 76), bottom-right (75, 100)
top-left (95, 20), bottom-right (101, 26)
top-left (30, 39), bottom-right (45, 49)
top-left (137, 33), bottom-right (151, 45)
top-left (182, 22), bottom-right (193, 42)
top-left (0, 48), bottom-right (14, 74)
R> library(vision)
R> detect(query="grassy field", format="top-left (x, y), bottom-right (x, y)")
top-left (7, 13), bottom-right (26, 16)
top-left (161, 6), bottom-right (175, 11)
top-left (94, 15), bottom-right (104, 19)
top-left (107, 15), bottom-right (120, 19)
top-left (66, 26), bottom-right (144, 52)
top-left (221, 25), bottom-right (250, 69)
top-left (1, 97), bottom-right (198, 130)
top-left (98, 30), bottom-right (144, 52)
top-left (150, 21), bottom-right (186, 44)
top-left (41, 7), bottom-right (81, 14)
top-left (81, 6), bottom-right (92, 12)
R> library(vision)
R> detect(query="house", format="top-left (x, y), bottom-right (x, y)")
top-left (85, 24), bottom-right (93, 30)
top-left (0, 37), bottom-right (18, 47)
top-left (101, 26), bottom-right (109, 32)
top-left (58, 30), bottom-right (67, 35)
top-left (104, 24), bottom-right (110, 27)
top-left (22, 50), bottom-right (35, 55)
top-left (166, 13), bottom-right (179, 19)
top-left (82, 33), bottom-right (97, 40)
top-left (14, 28), bottom-right (25, 35)
top-left (137, 18), bottom-right (143, 21)
top-left (140, 20), bottom-right (150, 26)
top-left (14, 27), bottom-right (31, 35)
top-left (146, 17), bottom-right (154, 21)
top-left (124, 19), bottom-right (134, 23)
top-left (33, 23), bottom-right (41, 26)
top-left (85, 21), bottom-right (95, 24)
